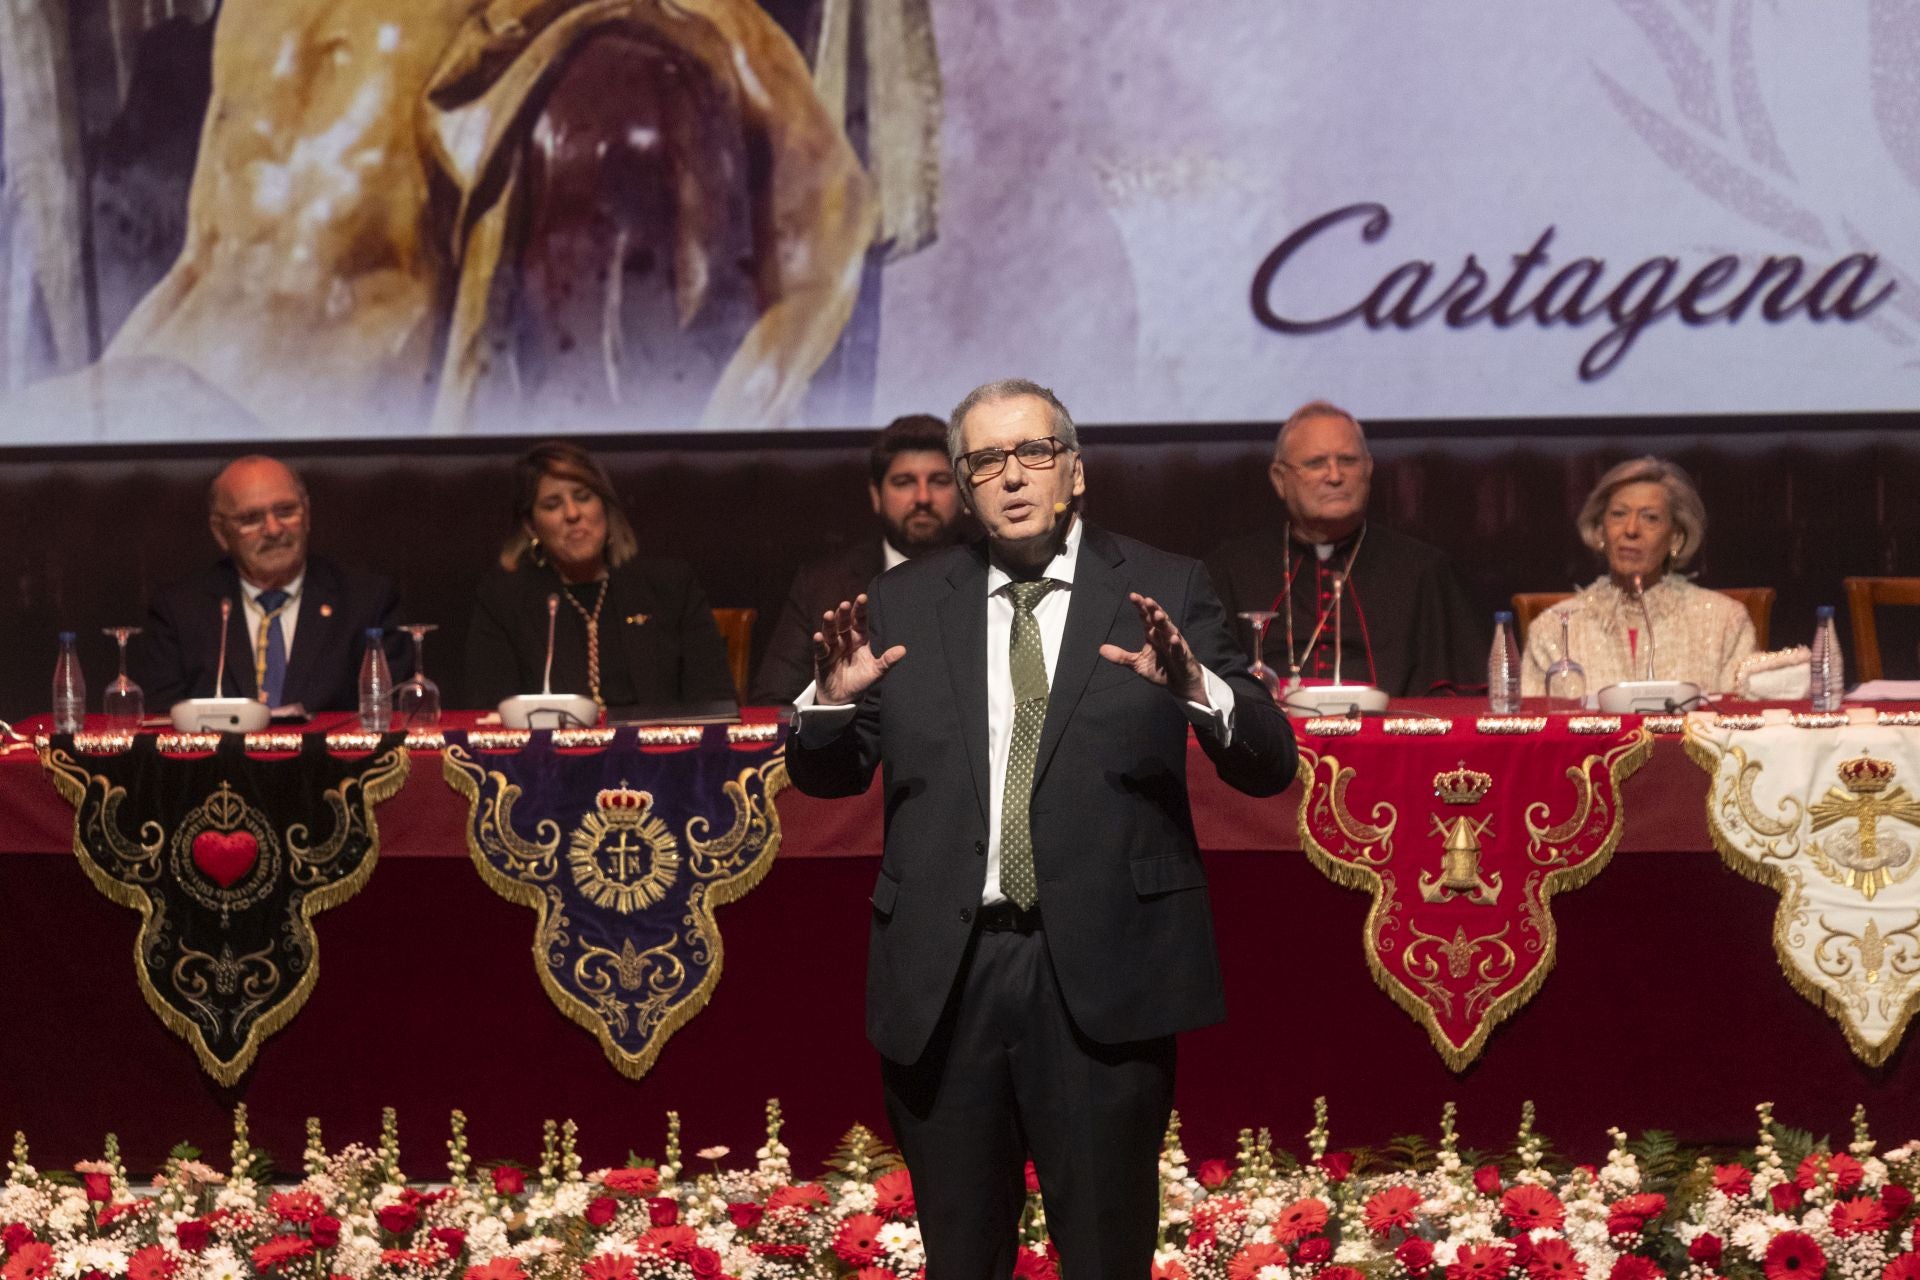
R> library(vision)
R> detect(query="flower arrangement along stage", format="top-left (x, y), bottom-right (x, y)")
top-left (3, 1098), bottom-right (1917, 1280)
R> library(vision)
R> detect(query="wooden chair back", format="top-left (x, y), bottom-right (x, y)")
top-left (711, 607), bottom-right (758, 703)
top-left (1843, 577), bottom-right (1920, 682)
top-left (1512, 586), bottom-right (1774, 649)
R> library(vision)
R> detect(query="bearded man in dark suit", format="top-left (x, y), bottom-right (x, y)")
top-left (750, 414), bottom-right (965, 704)
top-left (133, 456), bottom-right (408, 714)
top-left (787, 379), bottom-right (1295, 1279)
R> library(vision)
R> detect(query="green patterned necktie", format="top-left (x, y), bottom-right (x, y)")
top-left (999, 579), bottom-right (1056, 910)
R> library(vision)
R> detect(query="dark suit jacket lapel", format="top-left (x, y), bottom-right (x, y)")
top-left (281, 558), bottom-right (339, 708)
top-left (609, 569), bottom-right (664, 704)
top-left (935, 546), bottom-right (991, 826)
top-left (1034, 524), bottom-right (1127, 787)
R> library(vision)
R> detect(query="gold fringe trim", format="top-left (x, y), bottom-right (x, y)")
top-left (1297, 731), bottom-right (1652, 1072)
top-left (1684, 725), bottom-right (1920, 1067)
top-left (39, 741), bottom-right (409, 1086)
top-left (442, 744), bottom-right (787, 1080)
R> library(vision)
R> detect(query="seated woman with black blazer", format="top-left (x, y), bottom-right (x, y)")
top-left (464, 442), bottom-right (737, 713)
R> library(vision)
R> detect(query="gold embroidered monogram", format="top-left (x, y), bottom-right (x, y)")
top-left (567, 783), bottom-right (682, 913)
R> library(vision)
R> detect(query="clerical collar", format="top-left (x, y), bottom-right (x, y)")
top-left (880, 539), bottom-right (909, 572)
top-left (1289, 522), bottom-right (1364, 562)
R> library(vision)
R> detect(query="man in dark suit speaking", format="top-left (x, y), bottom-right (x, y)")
top-left (133, 456), bottom-right (408, 714)
top-left (788, 379), bottom-right (1295, 1279)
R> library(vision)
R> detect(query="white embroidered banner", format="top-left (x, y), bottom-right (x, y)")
top-left (1686, 715), bottom-right (1920, 1064)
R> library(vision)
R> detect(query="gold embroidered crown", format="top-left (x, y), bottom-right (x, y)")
top-left (596, 782), bottom-right (651, 812)
top-left (1838, 755), bottom-right (1895, 794)
top-left (1433, 762), bottom-right (1493, 805)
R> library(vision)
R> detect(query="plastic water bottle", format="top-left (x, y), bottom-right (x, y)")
top-left (52, 631), bottom-right (86, 734)
top-left (1488, 611), bottom-right (1521, 713)
top-left (358, 629), bottom-right (392, 730)
top-left (1810, 605), bottom-right (1844, 712)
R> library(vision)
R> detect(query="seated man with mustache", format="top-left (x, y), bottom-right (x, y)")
top-left (133, 457), bottom-right (409, 715)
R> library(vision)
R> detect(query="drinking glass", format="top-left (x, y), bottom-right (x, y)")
top-left (101, 627), bottom-right (144, 730)
top-left (1544, 611), bottom-right (1587, 711)
top-left (393, 624), bottom-right (441, 729)
top-left (1237, 610), bottom-right (1283, 699)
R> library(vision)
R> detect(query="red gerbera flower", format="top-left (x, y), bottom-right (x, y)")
top-left (268, 1191), bottom-right (325, 1225)
top-left (582, 1255), bottom-right (636, 1280)
top-left (1365, 1186), bottom-right (1424, 1237)
top-left (1796, 1154), bottom-right (1866, 1194)
top-left (1273, 1198), bottom-right (1331, 1245)
top-left (1012, 1247), bottom-right (1060, 1280)
top-left (1835, 1197), bottom-right (1893, 1237)
top-left (2, 1245), bottom-right (52, 1280)
top-left (250, 1236), bottom-right (316, 1274)
top-left (1502, 1186), bottom-right (1566, 1231)
top-left (1446, 1242), bottom-right (1513, 1280)
top-left (1227, 1243), bottom-right (1290, 1280)
top-left (874, 1170), bottom-right (915, 1220)
top-left (833, 1214), bottom-right (887, 1267)
top-left (126, 1247), bottom-right (176, 1280)
top-left (1526, 1238), bottom-right (1585, 1280)
top-left (600, 1168), bottom-right (660, 1198)
top-left (639, 1227), bottom-right (698, 1261)
top-left (464, 1259), bottom-right (529, 1280)
top-left (1713, 1165), bottom-right (1755, 1199)
top-left (1612, 1195), bottom-right (1667, 1220)
top-left (1608, 1257), bottom-right (1662, 1280)
top-left (1764, 1232), bottom-right (1828, 1280)
top-left (1884, 1255), bottom-right (1920, 1280)
top-left (766, 1184), bottom-right (830, 1213)
top-left (1152, 1259), bottom-right (1193, 1280)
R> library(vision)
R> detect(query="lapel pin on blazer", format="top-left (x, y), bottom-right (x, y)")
top-left (319, 603), bottom-right (333, 618)
top-left (626, 613), bottom-right (650, 626)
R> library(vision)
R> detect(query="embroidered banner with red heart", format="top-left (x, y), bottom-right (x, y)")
top-left (1296, 717), bottom-right (1651, 1069)
top-left (41, 733), bottom-right (408, 1084)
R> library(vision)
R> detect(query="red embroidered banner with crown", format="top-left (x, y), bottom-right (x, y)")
top-left (442, 724), bottom-right (787, 1079)
top-left (39, 731), bottom-right (409, 1085)
top-left (1296, 715), bottom-right (1651, 1069)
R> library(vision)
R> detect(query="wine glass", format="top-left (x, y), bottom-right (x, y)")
top-left (1237, 610), bottom-right (1283, 699)
top-left (101, 627), bottom-right (144, 730)
top-left (1544, 610), bottom-right (1587, 712)
top-left (393, 624), bottom-right (441, 729)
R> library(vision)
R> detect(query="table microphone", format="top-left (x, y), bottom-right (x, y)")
top-left (169, 597), bottom-right (271, 731)
top-left (498, 592), bottom-right (599, 729)
top-left (1283, 571), bottom-right (1388, 717)
top-left (1596, 573), bottom-right (1699, 713)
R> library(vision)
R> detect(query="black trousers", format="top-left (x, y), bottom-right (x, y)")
top-left (881, 925), bottom-right (1176, 1280)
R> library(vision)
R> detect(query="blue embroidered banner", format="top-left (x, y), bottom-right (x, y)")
top-left (441, 726), bottom-right (788, 1078)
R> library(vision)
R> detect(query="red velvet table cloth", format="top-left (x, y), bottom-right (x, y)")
top-left (0, 703), bottom-right (1909, 1174)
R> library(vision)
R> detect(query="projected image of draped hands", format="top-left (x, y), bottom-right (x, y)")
top-left (1250, 1), bottom-right (1909, 381)
top-left (0, 0), bottom-right (941, 436)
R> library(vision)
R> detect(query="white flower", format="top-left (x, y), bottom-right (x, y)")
top-left (590, 1240), bottom-right (637, 1259)
top-left (550, 1182), bottom-right (590, 1218)
top-left (696, 1147), bottom-right (730, 1161)
top-left (1432, 1241), bottom-right (1460, 1268)
top-left (1248, 1196), bottom-right (1280, 1225)
top-left (1257, 1267), bottom-right (1289, 1280)
top-left (47, 1194), bottom-right (91, 1235)
top-left (513, 1236), bottom-right (567, 1261)
top-left (332, 1235), bottom-right (382, 1280)
top-left (1730, 1220), bottom-right (1776, 1257)
top-left (837, 1183), bottom-right (878, 1212)
top-left (198, 1246), bottom-right (245, 1280)
top-left (464, 1218), bottom-right (510, 1264)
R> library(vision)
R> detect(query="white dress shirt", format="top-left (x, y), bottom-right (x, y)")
top-left (798, 520), bottom-right (1235, 904)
